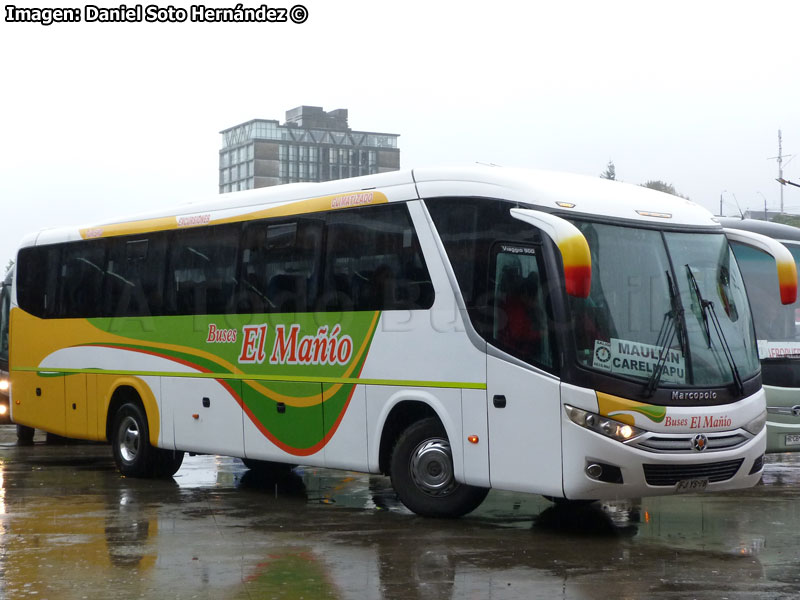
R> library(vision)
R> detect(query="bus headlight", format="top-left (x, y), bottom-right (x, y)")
top-left (0, 379), bottom-right (8, 392)
top-left (565, 405), bottom-right (645, 443)
top-left (743, 410), bottom-right (767, 435)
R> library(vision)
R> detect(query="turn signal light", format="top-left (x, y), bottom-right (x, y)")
top-left (467, 435), bottom-right (479, 444)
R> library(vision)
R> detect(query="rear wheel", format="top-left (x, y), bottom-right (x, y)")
top-left (390, 417), bottom-right (488, 518)
top-left (16, 424), bottom-right (34, 445)
top-left (112, 402), bottom-right (183, 478)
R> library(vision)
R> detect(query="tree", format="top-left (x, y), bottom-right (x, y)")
top-left (600, 161), bottom-right (616, 181)
top-left (641, 180), bottom-right (689, 200)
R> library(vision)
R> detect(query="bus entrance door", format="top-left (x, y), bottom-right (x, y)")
top-left (487, 356), bottom-right (562, 495)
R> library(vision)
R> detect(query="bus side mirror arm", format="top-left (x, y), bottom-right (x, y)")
top-left (724, 228), bottom-right (798, 305)
top-left (509, 208), bottom-right (591, 298)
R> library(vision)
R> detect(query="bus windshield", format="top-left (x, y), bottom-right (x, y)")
top-left (568, 221), bottom-right (759, 388)
top-left (731, 241), bottom-right (800, 358)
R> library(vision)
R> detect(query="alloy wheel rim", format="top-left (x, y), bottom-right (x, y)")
top-left (118, 415), bottom-right (140, 463)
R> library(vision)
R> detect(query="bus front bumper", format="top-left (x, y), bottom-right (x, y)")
top-left (561, 420), bottom-right (766, 501)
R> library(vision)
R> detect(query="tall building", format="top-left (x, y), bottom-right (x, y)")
top-left (219, 106), bottom-right (400, 193)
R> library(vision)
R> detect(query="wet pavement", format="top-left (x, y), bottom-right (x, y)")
top-left (2, 427), bottom-right (800, 599)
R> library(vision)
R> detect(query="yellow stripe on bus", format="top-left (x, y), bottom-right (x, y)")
top-left (13, 366), bottom-right (487, 391)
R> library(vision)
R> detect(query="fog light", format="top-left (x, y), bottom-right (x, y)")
top-left (584, 461), bottom-right (624, 484)
top-left (586, 463), bottom-right (603, 479)
top-left (0, 405), bottom-right (7, 416)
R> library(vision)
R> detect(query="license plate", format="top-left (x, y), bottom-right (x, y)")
top-left (785, 434), bottom-right (800, 447)
top-left (676, 478), bottom-right (708, 493)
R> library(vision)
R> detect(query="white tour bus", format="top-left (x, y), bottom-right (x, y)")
top-left (721, 218), bottom-right (800, 452)
top-left (8, 166), bottom-right (796, 517)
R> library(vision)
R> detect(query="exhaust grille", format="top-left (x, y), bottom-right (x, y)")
top-left (643, 459), bottom-right (744, 486)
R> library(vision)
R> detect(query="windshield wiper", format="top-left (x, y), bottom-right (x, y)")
top-left (685, 265), bottom-right (744, 395)
top-left (686, 264), bottom-right (712, 347)
top-left (645, 271), bottom-right (687, 397)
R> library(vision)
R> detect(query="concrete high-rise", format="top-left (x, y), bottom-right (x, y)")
top-left (219, 106), bottom-right (400, 193)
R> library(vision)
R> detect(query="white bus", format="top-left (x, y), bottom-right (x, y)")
top-left (8, 166), bottom-right (795, 517)
top-left (721, 218), bottom-right (800, 452)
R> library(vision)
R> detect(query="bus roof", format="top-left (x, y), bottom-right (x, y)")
top-left (21, 165), bottom-right (719, 248)
top-left (718, 217), bottom-right (800, 244)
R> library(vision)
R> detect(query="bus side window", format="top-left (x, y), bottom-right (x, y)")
top-left (104, 235), bottom-right (167, 317)
top-left (426, 197), bottom-right (542, 344)
top-left (17, 246), bottom-right (50, 317)
top-left (165, 225), bottom-right (239, 316)
top-left (237, 219), bottom-right (323, 315)
top-left (490, 245), bottom-right (554, 370)
top-left (57, 240), bottom-right (107, 318)
top-left (323, 204), bottom-right (433, 312)
top-left (0, 277), bottom-right (9, 362)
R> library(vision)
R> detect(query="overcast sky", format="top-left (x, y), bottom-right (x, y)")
top-left (2, 0), bottom-right (799, 267)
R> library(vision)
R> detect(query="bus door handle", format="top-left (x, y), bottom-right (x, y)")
top-left (493, 395), bottom-right (507, 409)
top-left (276, 402), bottom-right (286, 414)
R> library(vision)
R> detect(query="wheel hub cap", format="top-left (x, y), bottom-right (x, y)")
top-left (410, 438), bottom-right (455, 496)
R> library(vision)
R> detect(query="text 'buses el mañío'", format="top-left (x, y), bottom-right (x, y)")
top-left (8, 166), bottom-right (796, 517)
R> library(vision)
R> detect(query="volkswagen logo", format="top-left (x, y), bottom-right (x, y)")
top-left (692, 434), bottom-right (709, 452)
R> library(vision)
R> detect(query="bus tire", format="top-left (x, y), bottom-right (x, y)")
top-left (16, 424), bottom-right (34, 445)
top-left (112, 402), bottom-right (183, 478)
top-left (152, 448), bottom-right (184, 478)
top-left (390, 417), bottom-right (488, 518)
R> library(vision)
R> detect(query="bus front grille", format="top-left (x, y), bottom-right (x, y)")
top-left (643, 459), bottom-right (744, 486)
top-left (631, 431), bottom-right (751, 454)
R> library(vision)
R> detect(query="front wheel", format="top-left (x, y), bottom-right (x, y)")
top-left (112, 402), bottom-right (184, 478)
top-left (390, 418), bottom-right (488, 518)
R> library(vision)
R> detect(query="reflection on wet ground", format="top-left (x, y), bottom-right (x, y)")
top-left (2, 429), bottom-right (800, 599)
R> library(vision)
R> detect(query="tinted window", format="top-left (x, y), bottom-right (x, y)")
top-left (18, 245), bottom-right (58, 318)
top-left (237, 218), bottom-right (322, 314)
top-left (0, 276), bottom-right (10, 364)
top-left (106, 235), bottom-right (167, 317)
top-left (426, 197), bottom-right (541, 338)
top-left (490, 243), bottom-right (554, 369)
top-left (57, 240), bottom-right (106, 318)
top-left (165, 225), bottom-right (239, 316)
top-left (18, 203), bottom-right (435, 320)
top-left (323, 204), bottom-right (433, 311)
